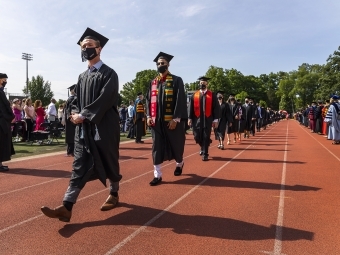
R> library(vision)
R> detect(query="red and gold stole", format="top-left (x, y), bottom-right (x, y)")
top-left (193, 90), bottom-right (212, 118)
top-left (150, 73), bottom-right (174, 124)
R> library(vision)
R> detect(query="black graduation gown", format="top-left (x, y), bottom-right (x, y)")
top-left (215, 102), bottom-right (233, 141)
top-left (315, 105), bottom-right (324, 133)
top-left (71, 64), bottom-right (122, 189)
top-left (134, 99), bottom-right (146, 139)
top-left (146, 74), bottom-right (187, 165)
top-left (188, 90), bottom-right (220, 147)
top-left (227, 103), bottom-right (238, 134)
top-left (243, 104), bottom-right (256, 130)
top-left (63, 95), bottom-right (77, 144)
top-left (0, 89), bottom-right (15, 162)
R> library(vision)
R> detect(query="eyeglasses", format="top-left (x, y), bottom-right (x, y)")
top-left (156, 62), bottom-right (166, 66)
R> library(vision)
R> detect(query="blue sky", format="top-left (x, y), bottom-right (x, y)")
top-left (1, 0), bottom-right (340, 100)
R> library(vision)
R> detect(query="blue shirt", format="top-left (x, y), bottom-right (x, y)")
top-left (88, 60), bottom-right (103, 73)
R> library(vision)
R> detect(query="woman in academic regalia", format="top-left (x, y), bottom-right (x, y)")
top-left (214, 92), bottom-right (233, 149)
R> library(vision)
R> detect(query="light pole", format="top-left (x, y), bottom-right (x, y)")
top-left (22, 53), bottom-right (33, 96)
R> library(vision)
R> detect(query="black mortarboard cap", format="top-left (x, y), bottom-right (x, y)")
top-left (153, 52), bottom-right (174, 63)
top-left (197, 76), bottom-right (211, 81)
top-left (229, 93), bottom-right (236, 97)
top-left (0, 73), bottom-right (8, 79)
top-left (332, 95), bottom-right (339, 100)
top-left (216, 91), bottom-right (224, 97)
top-left (137, 92), bottom-right (143, 96)
top-left (311, 101), bottom-right (317, 104)
top-left (77, 27), bottom-right (109, 48)
top-left (68, 84), bottom-right (76, 90)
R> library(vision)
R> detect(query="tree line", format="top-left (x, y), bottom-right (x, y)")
top-left (120, 46), bottom-right (340, 113)
top-left (22, 45), bottom-right (340, 113)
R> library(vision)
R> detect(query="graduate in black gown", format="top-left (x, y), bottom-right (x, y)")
top-left (62, 84), bottom-right (77, 157)
top-left (188, 77), bottom-right (220, 161)
top-left (146, 52), bottom-right (187, 186)
top-left (214, 91), bottom-right (233, 150)
top-left (41, 28), bottom-right (122, 222)
top-left (243, 97), bottom-right (256, 138)
top-left (0, 73), bottom-right (15, 171)
top-left (226, 95), bottom-right (238, 144)
top-left (134, 92), bottom-right (145, 143)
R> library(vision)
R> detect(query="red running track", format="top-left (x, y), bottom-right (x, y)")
top-left (0, 120), bottom-right (339, 255)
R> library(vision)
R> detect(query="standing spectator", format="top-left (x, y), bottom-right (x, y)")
top-left (322, 100), bottom-right (330, 137)
top-left (58, 104), bottom-right (64, 122)
top-left (24, 98), bottom-right (36, 141)
top-left (308, 101), bottom-right (317, 133)
top-left (315, 100), bottom-right (324, 134)
top-left (46, 98), bottom-right (57, 122)
top-left (119, 104), bottom-right (128, 133)
top-left (34, 100), bottom-right (46, 131)
top-left (0, 73), bottom-right (15, 171)
top-left (12, 98), bottom-right (22, 121)
top-left (126, 100), bottom-right (135, 139)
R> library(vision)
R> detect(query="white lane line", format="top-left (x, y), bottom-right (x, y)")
top-left (104, 128), bottom-right (276, 255)
top-left (0, 175), bottom-right (70, 197)
top-left (5, 138), bottom-right (152, 164)
top-left (298, 123), bottom-right (340, 162)
top-left (0, 148), bottom-right (211, 235)
top-left (0, 152), bottom-right (152, 196)
top-left (272, 121), bottom-right (289, 255)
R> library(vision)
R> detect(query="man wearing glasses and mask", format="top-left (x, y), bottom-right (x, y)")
top-left (41, 28), bottom-right (122, 222)
top-left (188, 77), bottom-right (220, 161)
top-left (146, 52), bottom-right (187, 186)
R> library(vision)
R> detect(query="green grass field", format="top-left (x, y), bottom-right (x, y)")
top-left (12, 132), bottom-right (152, 159)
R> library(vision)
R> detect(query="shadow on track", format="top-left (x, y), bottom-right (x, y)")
top-left (162, 174), bottom-right (320, 191)
top-left (58, 203), bottom-right (314, 241)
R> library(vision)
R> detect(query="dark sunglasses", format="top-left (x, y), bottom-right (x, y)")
top-left (156, 62), bottom-right (166, 66)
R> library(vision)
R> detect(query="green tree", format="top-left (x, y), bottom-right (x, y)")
top-left (120, 69), bottom-right (158, 103)
top-left (24, 75), bottom-right (54, 106)
top-left (236, 91), bottom-right (248, 102)
top-left (205, 66), bottom-right (230, 94)
top-left (317, 47), bottom-right (340, 99)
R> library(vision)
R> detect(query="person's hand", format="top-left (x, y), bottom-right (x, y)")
top-left (252, 118), bottom-right (256, 120)
top-left (188, 119), bottom-right (192, 126)
top-left (168, 120), bottom-right (177, 130)
top-left (212, 121), bottom-right (218, 129)
top-left (71, 113), bottom-right (84, 125)
top-left (61, 120), bottom-right (66, 126)
top-left (229, 123), bottom-right (232, 127)
top-left (235, 115), bottom-right (239, 120)
top-left (147, 117), bottom-right (154, 126)
top-left (142, 118), bottom-right (145, 121)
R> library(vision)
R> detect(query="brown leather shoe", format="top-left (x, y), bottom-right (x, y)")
top-left (41, 205), bottom-right (72, 222)
top-left (100, 195), bottom-right (119, 211)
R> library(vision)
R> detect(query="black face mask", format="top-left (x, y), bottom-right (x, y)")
top-left (2, 81), bottom-right (7, 88)
top-left (199, 84), bottom-right (206, 90)
top-left (81, 47), bottom-right (98, 62)
top-left (157, 65), bottom-right (168, 73)
top-left (245, 100), bottom-right (249, 104)
top-left (217, 97), bottom-right (222, 100)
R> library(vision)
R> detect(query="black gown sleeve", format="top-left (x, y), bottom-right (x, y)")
top-left (173, 76), bottom-right (188, 120)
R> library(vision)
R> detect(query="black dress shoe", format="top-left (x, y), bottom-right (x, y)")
top-left (199, 151), bottom-right (203, 156)
top-left (0, 166), bottom-right (9, 172)
top-left (174, 163), bottom-right (184, 176)
top-left (149, 177), bottom-right (162, 186)
top-left (137, 140), bottom-right (144, 144)
top-left (202, 155), bottom-right (209, 161)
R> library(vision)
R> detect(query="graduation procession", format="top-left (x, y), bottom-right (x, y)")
top-left (2, 1), bottom-right (340, 254)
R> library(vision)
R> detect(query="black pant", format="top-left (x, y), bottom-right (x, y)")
top-left (67, 143), bottom-right (74, 155)
top-left (135, 119), bottom-right (143, 142)
top-left (25, 119), bottom-right (34, 141)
